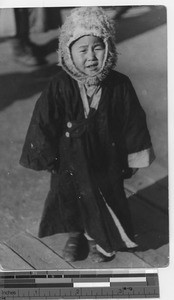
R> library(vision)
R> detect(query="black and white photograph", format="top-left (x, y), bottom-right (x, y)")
top-left (0, 4), bottom-right (168, 272)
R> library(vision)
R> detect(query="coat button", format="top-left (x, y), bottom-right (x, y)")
top-left (65, 132), bottom-right (70, 137)
top-left (67, 122), bottom-right (72, 128)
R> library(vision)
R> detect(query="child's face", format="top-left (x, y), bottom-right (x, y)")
top-left (70, 35), bottom-right (106, 76)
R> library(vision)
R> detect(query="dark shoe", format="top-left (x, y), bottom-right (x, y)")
top-left (88, 240), bottom-right (110, 263)
top-left (63, 236), bottom-right (81, 262)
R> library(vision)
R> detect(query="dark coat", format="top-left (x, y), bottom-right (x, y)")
top-left (20, 69), bottom-right (152, 252)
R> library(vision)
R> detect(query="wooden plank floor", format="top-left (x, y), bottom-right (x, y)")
top-left (0, 161), bottom-right (169, 271)
top-left (0, 230), bottom-right (168, 271)
top-left (0, 242), bottom-right (33, 270)
top-left (2, 232), bottom-right (71, 270)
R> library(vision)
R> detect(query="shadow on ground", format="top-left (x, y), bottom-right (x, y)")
top-left (116, 5), bottom-right (166, 43)
top-left (129, 176), bottom-right (168, 251)
top-left (0, 5), bottom-right (167, 111)
top-left (0, 64), bottom-right (59, 110)
top-left (28, 5), bottom-right (167, 55)
top-left (75, 177), bottom-right (169, 261)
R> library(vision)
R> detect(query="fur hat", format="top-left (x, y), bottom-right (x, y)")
top-left (57, 6), bottom-right (117, 85)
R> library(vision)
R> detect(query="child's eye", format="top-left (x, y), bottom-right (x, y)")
top-left (94, 45), bottom-right (105, 51)
top-left (79, 48), bottom-right (87, 53)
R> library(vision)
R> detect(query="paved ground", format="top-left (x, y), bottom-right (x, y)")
top-left (0, 5), bottom-right (168, 250)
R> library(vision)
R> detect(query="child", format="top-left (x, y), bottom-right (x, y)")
top-left (20, 7), bottom-right (155, 263)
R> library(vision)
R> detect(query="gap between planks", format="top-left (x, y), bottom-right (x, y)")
top-left (3, 231), bottom-right (73, 270)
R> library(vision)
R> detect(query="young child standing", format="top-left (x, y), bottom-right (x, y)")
top-left (20, 7), bottom-right (155, 263)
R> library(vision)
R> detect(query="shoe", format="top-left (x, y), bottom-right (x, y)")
top-left (88, 240), bottom-right (109, 263)
top-left (63, 236), bottom-right (81, 262)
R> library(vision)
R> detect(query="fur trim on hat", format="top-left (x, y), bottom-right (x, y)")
top-left (57, 6), bottom-right (117, 85)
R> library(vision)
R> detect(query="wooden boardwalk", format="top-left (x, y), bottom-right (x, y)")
top-left (0, 162), bottom-right (169, 271)
top-left (0, 230), bottom-right (168, 271)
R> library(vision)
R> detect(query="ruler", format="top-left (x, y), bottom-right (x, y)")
top-left (0, 269), bottom-right (159, 299)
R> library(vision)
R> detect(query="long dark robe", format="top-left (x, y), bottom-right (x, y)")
top-left (20, 69), bottom-right (152, 252)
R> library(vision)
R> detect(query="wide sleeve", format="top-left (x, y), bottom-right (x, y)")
top-left (122, 77), bottom-right (154, 164)
top-left (128, 147), bottom-right (155, 168)
top-left (19, 78), bottom-right (64, 171)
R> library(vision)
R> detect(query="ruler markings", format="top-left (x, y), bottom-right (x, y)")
top-left (0, 289), bottom-right (160, 299)
top-left (0, 272), bottom-right (152, 279)
top-left (110, 282), bottom-right (147, 287)
top-left (1, 283), bottom-right (74, 288)
top-left (1, 280), bottom-right (148, 288)
top-left (74, 282), bottom-right (110, 288)
top-left (35, 278), bottom-right (72, 284)
top-left (16, 275), bottom-right (46, 279)
top-left (0, 270), bottom-right (159, 299)
top-left (0, 279), bottom-right (35, 284)
top-left (0, 270), bottom-right (153, 277)
top-left (35, 277), bottom-right (110, 283)
top-left (73, 278), bottom-right (109, 283)
top-left (110, 277), bottom-right (146, 282)
top-left (0, 275), bottom-right (149, 282)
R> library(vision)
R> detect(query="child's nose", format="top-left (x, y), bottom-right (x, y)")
top-left (87, 49), bottom-right (96, 60)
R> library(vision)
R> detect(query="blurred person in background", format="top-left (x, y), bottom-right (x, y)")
top-left (11, 8), bottom-right (46, 66)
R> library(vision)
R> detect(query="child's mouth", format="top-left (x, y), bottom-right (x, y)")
top-left (86, 64), bottom-right (98, 71)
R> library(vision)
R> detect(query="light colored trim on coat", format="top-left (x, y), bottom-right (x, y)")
top-left (104, 201), bottom-right (138, 248)
top-left (84, 232), bottom-right (115, 257)
top-left (128, 147), bottom-right (155, 168)
top-left (84, 189), bottom-right (138, 257)
top-left (78, 83), bottom-right (102, 117)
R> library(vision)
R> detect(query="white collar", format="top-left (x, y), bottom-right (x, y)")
top-left (78, 83), bottom-right (102, 118)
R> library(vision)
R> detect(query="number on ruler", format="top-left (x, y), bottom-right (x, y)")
top-left (1, 290), bottom-right (17, 298)
top-left (74, 288), bottom-right (81, 296)
top-left (29, 289), bottom-right (40, 297)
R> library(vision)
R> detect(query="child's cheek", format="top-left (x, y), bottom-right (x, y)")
top-left (80, 55), bottom-right (86, 69)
